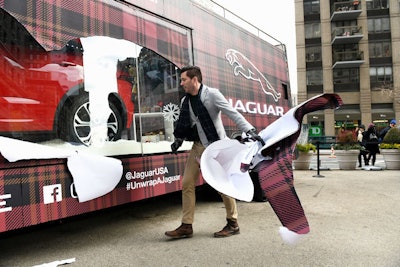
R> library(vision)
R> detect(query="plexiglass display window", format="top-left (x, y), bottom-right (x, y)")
top-left (0, 6), bottom-right (191, 156)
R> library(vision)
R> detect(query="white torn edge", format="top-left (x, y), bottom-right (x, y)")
top-left (279, 226), bottom-right (304, 245)
top-left (80, 36), bottom-right (141, 147)
top-left (32, 257), bottom-right (76, 267)
top-left (0, 136), bottom-right (122, 202)
top-left (67, 152), bottom-right (122, 202)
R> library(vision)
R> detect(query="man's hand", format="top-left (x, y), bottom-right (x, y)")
top-left (247, 128), bottom-right (265, 146)
top-left (171, 138), bottom-right (184, 154)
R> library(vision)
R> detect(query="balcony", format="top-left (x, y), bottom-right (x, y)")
top-left (331, 26), bottom-right (363, 45)
top-left (331, 1), bottom-right (362, 21)
top-left (332, 51), bottom-right (365, 69)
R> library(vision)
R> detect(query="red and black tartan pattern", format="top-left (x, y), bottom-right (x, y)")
top-left (0, 0), bottom-right (292, 141)
top-left (0, 160), bottom-right (72, 232)
top-left (257, 94), bottom-right (343, 234)
top-left (185, 2), bottom-right (290, 133)
top-left (0, 0), bottom-right (291, 131)
top-left (0, 0), bottom-right (191, 67)
top-left (0, 152), bottom-right (194, 233)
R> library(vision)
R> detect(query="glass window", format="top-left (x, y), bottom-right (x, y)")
top-left (306, 69), bottom-right (323, 85)
top-left (332, 20), bottom-right (358, 37)
top-left (305, 23), bottom-right (321, 39)
top-left (0, 5), bottom-right (190, 156)
top-left (370, 66), bottom-right (392, 82)
top-left (369, 41), bottom-right (391, 58)
top-left (369, 42), bottom-right (382, 58)
top-left (132, 48), bottom-right (182, 145)
top-left (367, 18), bottom-right (374, 31)
top-left (366, 0), bottom-right (389, 10)
top-left (374, 19), bottom-right (382, 32)
top-left (381, 17), bottom-right (390, 31)
top-left (368, 17), bottom-right (391, 33)
top-left (382, 42), bottom-right (391, 57)
top-left (333, 44), bottom-right (361, 61)
top-left (306, 46), bottom-right (321, 62)
top-left (304, 0), bottom-right (320, 15)
top-left (333, 68), bottom-right (359, 84)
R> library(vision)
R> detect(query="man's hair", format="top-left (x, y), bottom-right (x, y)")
top-left (181, 66), bottom-right (202, 83)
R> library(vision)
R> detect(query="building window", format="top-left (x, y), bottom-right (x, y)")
top-left (305, 23), bottom-right (321, 38)
top-left (306, 69), bottom-right (323, 85)
top-left (332, 20), bottom-right (358, 37)
top-left (306, 46), bottom-right (321, 62)
top-left (304, 0), bottom-right (320, 15)
top-left (370, 66), bottom-right (392, 83)
top-left (333, 68), bottom-right (359, 84)
top-left (332, 44), bottom-right (362, 62)
top-left (366, 0), bottom-right (389, 10)
top-left (368, 17), bottom-right (391, 33)
top-left (369, 41), bottom-right (391, 58)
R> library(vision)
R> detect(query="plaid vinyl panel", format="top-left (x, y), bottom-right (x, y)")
top-left (161, 1), bottom-right (291, 133)
top-left (0, 0), bottom-right (190, 67)
top-left (0, 156), bottom-right (64, 169)
top-left (0, 0), bottom-right (290, 131)
top-left (257, 94), bottom-right (343, 234)
top-left (258, 139), bottom-right (310, 234)
top-left (1, 2), bottom-right (289, 89)
top-left (0, 152), bottom-right (189, 233)
top-left (0, 168), bottom-right (24, 231)
top-left (0, 163), bottom-right (69, 231)
top-left (0, 0), bottom-right (290, 111)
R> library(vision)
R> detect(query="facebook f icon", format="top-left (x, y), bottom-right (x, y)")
top-left (43, 184), bottom-right (62, 204)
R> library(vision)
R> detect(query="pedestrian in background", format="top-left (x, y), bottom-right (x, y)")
top-left (353, 0), bottom-right (359, 10)
top-left (379, 119), bottom-right (396, 143)
top-left (365, 123), bottom-right (380, 166)
top-left (357, 124), bottom-right (368, 167)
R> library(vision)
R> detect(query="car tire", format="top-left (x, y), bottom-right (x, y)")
top-left (60, 93), bottom-right (123, 145)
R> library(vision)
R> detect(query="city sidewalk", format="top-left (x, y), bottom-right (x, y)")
top-left (0, 159), bottom-right (399, 267)
top-left (0, 155), bottom-right (400, 267)
top-left (308, 149), bottom-right (386, 171)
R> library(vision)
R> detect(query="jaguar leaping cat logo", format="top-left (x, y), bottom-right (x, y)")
top-left (225, 49), bottom-right (281, 102)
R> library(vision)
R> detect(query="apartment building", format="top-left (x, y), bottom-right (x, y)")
top-left (295, 0), bottom-right (400, 137)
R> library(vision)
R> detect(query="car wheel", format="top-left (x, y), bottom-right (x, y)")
top-left (61, 93), bottom-right (123, 145)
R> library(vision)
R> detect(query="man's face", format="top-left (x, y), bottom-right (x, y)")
top-left (180, 71), bottom-right (196, 95)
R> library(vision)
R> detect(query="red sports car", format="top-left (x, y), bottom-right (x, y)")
top-left (0, 24), bottom-right (134, 145)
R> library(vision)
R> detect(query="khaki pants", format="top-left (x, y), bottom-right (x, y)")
top-left (181, 141), bottom-right (238, 224)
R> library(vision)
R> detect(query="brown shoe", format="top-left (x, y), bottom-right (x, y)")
top-left (165, 223), bottom-right (193, 239)
top-left (214, 219), bottom-right (240, 238)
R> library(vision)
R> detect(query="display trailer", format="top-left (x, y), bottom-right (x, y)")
top-left (0, 0), bottom-right (292, 233)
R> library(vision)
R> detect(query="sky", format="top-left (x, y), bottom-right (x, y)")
top-left (212, 0), bottom-right (297, 95)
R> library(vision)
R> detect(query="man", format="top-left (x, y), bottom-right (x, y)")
top-left (379, 119), bottom-right (396, 143)
top-left (165, 66), bottom-right (264, 239)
